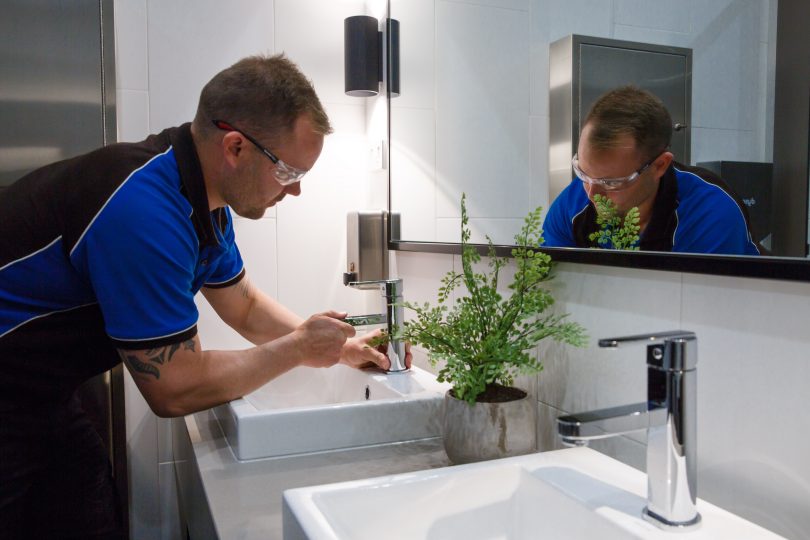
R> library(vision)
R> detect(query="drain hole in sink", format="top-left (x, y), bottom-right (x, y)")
top-left (365, 385), bottom-right (370, 400)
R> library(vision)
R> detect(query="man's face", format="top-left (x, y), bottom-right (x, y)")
top-left (224, 114), bottom-right (324, 219)
top-left (576, 124), bottom-right (662, 215)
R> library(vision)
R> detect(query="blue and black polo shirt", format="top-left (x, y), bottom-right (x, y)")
top-left (542, 162), bottom-right (761, 255)
top-left (0, 124), bottom-right (244, 405)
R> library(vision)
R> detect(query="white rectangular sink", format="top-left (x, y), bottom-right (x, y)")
top-left (213, 364), bottom-right (449, 460)
top-left (282, 447), bottom-right (785, 540)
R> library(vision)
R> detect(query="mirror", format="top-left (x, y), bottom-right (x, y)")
top-left (388, 0), bottom-right (810, 277)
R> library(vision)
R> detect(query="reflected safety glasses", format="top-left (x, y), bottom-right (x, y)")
top-left (212, 120), bottom-right (308, 185)
top-left (572, 152), bottom-right (660, 191)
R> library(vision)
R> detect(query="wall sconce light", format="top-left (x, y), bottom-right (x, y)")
top-left (344, 15), bottom-right (400, 97)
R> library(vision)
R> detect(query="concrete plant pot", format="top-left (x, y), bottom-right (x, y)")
top-left (441, 387), bottom-right (537, 464)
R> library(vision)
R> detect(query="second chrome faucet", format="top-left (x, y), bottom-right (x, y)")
top-left (557, 330), bottom-right (701, 531)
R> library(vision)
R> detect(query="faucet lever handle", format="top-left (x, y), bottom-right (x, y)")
top-left (599, 330), bottom-right (697, 371)
top-left (598, 330), bottom-right (695, 348)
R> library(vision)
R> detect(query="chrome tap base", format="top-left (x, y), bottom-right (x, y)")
top-left (642, 507), bottom-right (702, 532)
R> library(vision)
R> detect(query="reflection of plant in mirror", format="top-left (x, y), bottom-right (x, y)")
top-left (588, 194), bottom-right (641, 250)
top-left (396, 194), bottom-right (587, 405)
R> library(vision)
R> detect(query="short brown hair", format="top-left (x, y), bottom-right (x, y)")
top-left (583, 86), bottom-right (671, 161)
top-left (193, 54), bottom-right (332, 143)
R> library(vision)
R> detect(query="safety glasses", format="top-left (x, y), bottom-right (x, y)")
top-left (213, 120), bottom-right (308, 185)
top-left (572, 153), bottom-right (660, 191)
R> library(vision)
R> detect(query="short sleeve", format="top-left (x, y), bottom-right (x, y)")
top-left (542, 182), bottom-right (581, 248)
top-left (71, 171), bottom-right (199, 349)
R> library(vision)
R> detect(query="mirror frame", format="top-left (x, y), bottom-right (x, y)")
top-left (386, 1), bottom-right (810, 283)
top-left (389, 240), bottom-right (810, 282)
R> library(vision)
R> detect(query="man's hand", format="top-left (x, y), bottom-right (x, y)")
top-left (340, 329), bottom-right (413, 371)
top-left (289, 311), bottom-right (356, 368)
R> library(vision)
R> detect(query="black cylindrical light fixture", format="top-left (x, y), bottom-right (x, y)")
top-left (387, 18), bottom-right (400, 97)
top-left (344, 15), bottom-right (381, 97)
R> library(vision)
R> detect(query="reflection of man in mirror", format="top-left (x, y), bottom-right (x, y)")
top-left (542, 86), bottom-right (760, 255)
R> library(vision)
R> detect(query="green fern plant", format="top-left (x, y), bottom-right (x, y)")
top-left (588, 194), bottom-right (641, 250)
top-left (396, 194), bottom-right (587, 405)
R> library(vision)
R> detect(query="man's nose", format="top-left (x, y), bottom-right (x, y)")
top-left (285, 182), bottom-right (302, 196)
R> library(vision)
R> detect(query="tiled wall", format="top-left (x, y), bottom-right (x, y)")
top-left (394, 249), bottom-right (810, 539)
top-left (390, 0), bottom-right (778, 244)
top-left (113, 1), bottom-right (385, 538)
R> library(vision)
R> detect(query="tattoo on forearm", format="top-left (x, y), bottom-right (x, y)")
top-left (123, 353), bottom-right (161, 379)
top-left (120, 339), bottom-right (196, 380)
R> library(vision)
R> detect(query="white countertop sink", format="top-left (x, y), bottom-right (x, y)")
top-left (282, 447), bottom-right (784, 540)
top-left (213, 364), bottom-right (450, 460)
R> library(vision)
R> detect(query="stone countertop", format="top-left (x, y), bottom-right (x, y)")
top-left (174, 409), bottom-right (451, 540)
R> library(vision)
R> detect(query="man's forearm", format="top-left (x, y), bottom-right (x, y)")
top-left (203, 276), bottom-right (305, 345)
top-left (121, 334), bottom-right (303, 417)
top-left (239, 292), bottom-right (305, 345)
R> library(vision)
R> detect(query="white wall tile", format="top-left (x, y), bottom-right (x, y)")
top-left (691, 127), bottom-right (757, 164)
top-left (116, 89), bottom-right (150, 143)
top-left (437, 217), bottom-right (525, 245)
top-left (612, 24), bottom-right (692, 48)
top-left (390, 0), bottom-right (435, 110)
top-left (275, 111), bottom-right (372, 319)
top-left (445, 0), bottom-right (530, 11)
top-left (528, 0), bottom-right (550, 117)
top-left (146, 0), bottom-right (275, 131)
top-left (435, 1), bottom-right (531, 224)
top-left (391, 108), bottom-right (437, 241)
top-left (113, 0), bottom-right (148, 91)
top-left (681, 273), bottom-right (810, 537)
top-left (542, 0), bottom-right (615, 42)
top-left (530, 115), bottom-right (550, 214)
top-left (234, 218), bottom-right (280, 299)
top-left (689, 0), bottom-right (759, 132)
top-left (614, 0), bottom-right (691, 34)
top-left (274, 0), bottom-right (365, 107)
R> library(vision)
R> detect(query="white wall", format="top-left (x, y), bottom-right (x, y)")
top-left (391, 0), bottom-right (778, 244)
top-left (395, 249), bottom-right (810, 540)
top-left (114, 1), bottom-right (387, 538)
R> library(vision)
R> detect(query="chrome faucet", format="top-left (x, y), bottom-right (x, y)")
top-left (344, 278), bottom-right (408, 373)
top-left (557, 330), bottom-right (701, 531)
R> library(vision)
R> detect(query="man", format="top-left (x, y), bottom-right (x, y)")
top-left (0, 54), bottom-right (407, 538)
top-left (543, 85), bottom-right (760, 255)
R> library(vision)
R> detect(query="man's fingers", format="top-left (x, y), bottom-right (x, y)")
top-left (319, 311), bottom-right (356, 338)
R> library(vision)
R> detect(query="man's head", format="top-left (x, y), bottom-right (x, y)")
top-left (192, 54), bottom-right (332, 218)
top-left (576, 86), bottom-right (674, 215)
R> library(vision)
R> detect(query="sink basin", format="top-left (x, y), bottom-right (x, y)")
top-left (213, 364), bottom-right (449, 460)
top-left (282, 447), bottom-right (785, 540)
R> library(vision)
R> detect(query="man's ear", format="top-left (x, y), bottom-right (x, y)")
top-left (654, 151), bottom-right (674, 178)
top-left (221, 132), bottom-right (244, 167)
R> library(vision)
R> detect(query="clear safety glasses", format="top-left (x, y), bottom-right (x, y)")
top-left (213, 120), bottom-right (308, 185)
top-left (572, 153), bottom-right (660, 191)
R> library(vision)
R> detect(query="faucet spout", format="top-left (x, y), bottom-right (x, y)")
top-left (557, 403), bottom-right (666, 446)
